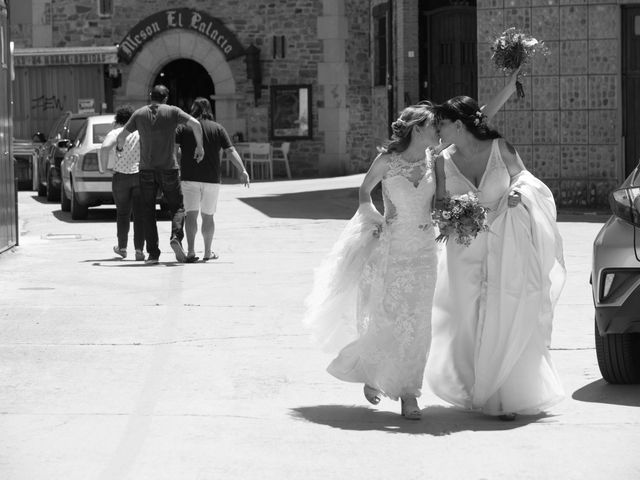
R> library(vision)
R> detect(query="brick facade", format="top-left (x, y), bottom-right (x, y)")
top-left (477, 0), bottom-right (622, 208)
top-left (8, 0), bottom-right (629, 202)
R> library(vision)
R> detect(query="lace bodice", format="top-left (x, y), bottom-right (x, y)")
top-left (381, 152), bottom-right (436, 228)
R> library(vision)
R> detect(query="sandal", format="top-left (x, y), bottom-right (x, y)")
top-left (185, 254), bottom-right (199, 263)
top-left (203, 252), bottom-right (219, 261)
top-left (401, 397), bottom-right (422, 420)
top-left (363, 385), bottom-right (381, 405)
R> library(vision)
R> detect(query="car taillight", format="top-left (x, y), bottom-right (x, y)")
top-left (82, 152), bottom-right (99, 171)
top-left (609, 187), bottom-right (640, 226)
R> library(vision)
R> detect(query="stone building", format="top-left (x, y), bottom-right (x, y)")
top-left (8, 0), bottom-right (639, 207)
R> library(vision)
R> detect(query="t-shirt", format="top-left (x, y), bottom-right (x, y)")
top-left (176, 119), bottom-right (232, 184)
top-left (124, 104), bottom-right (190, 170)
top-left (103, 127), bottom-right (140, 174)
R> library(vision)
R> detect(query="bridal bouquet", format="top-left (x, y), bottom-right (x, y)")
top-left (432, 192), bottom-right (489, 247)
top-left (491, 27), bottom-right (550, 98)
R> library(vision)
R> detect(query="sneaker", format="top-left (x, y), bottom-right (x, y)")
top-left (169, 238), bottom-right (187, 262)
top-left (113, 246), bottom-right (127, 258)
top-left (135, 249), bottom-right (145, 261)
top-left (144, 256), bottom-right (159, 265)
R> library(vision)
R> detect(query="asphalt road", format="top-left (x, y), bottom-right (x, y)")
top-left (1, 176), bottom-right (639, 480)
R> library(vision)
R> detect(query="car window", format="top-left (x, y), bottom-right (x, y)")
top-left (68, 118), bottom-right (87, 141)
top-left (92, 122), bottom-right (113, 144)
top-left (48, 116), bottom-right (65, 139)
top-left (75, 123), bottom-right (88, 145)
top-left (620, 167), bottom-right (640, 188)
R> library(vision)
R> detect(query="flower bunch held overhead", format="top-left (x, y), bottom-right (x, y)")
top-left (432, 192), bottom-right (490, 247)
top-left (491, 27), bottom-right (550, 98)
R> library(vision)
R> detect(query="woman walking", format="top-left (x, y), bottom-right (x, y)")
top-left (427, 96), bottom-right (566, 419)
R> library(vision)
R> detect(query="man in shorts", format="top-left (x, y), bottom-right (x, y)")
top-left (115, 85), bottom-right (204, 264)
top-left (176, 97), bottom-right (250, 262)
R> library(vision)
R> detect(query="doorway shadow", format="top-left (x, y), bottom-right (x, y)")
top-left (290, 404), bottom-right (549, 436)
top-left (572, 379), bottom-right (640, 407)
top-left (239, 187), bottom-right (383, 220)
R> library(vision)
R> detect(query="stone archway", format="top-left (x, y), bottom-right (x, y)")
top-left (117, 29), bottom-right (245, 136)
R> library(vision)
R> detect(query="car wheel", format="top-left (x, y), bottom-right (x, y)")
top-left (70, 181), bottom-right (88, 220)
top-left (46, 169), bottom-right (60, 202)
top-left (60, 182), bottom-right (71, 212)
top-left (595, 319), bottom-right (640, 384)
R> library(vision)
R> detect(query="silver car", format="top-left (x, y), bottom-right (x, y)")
top-left (60, 115), bottom-right (115, 220)
top-left (591, 167), bottom-right (640, 383)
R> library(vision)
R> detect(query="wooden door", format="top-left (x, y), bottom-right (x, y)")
top-left (420, 6), bottom-right (477, 104)
top-left (622, 6), bottom-right (640, 176)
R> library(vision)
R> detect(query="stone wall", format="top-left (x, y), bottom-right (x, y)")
top-left (12, 0), bottom-right (377, 178)
top-left (345, 0), bottom-right (375, 173)
top-left (477, 0), bottom-right (620, 208)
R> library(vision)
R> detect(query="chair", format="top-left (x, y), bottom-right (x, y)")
top-left (247, 142), bottom-right (273, 180)
top-left (271, 142), bottom-right (292, 179)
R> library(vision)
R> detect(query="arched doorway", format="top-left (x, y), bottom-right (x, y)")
top-left (153, 59), bottom-right (215, 113)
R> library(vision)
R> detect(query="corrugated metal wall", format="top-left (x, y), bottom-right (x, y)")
top-left (13, 65), bottom-right (106, 139)
top-left (0, 0), bottom-right (17, 253)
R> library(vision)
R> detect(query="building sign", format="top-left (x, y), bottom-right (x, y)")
top-left (77, 98), bottom-right (95, 113)
top-left (13, 50), bottom-right (118, 67)
top-left (118, 9), bottom-right (245, 64)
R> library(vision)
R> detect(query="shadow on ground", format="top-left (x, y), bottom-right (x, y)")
top-left (239, 187), bottom-right (385, 220)
top-left (52, 208), bottom-right (172, 224)
top-left (572, 379), bottom-right (640, 407)
top-left (290, 404), bottom-right (549, 435)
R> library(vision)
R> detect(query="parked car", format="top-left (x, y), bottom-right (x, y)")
top-left (36, 111), bottom-right (97, 201)
top-left (60, 115), bottom-right (115, 219)
top-left (591, 166), bottom-right (640, 383)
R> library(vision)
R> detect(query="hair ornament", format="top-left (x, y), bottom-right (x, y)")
top-left (391, 118), bottom-right (408, 135)
top-left (473, 110), bottom-right (486, 127)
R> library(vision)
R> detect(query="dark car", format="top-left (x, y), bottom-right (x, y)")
top-left (35, 111), bottom-right (97, 201)
top-left (591, 166), bottom-right (640, 383)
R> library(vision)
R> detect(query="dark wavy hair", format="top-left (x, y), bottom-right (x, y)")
top-left (436, 96), bottom-right (502, 141)
top-left (189, 97), bottom-right (214, 120)
top-left (379, 102), bottom-right (436, 154)
top-left (114, 104), bottom-right (134, 125)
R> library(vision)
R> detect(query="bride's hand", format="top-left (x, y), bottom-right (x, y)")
top-left (507, 190), bottom-right (521, 208)
top-left (508, 66), bottom-right (522, 87)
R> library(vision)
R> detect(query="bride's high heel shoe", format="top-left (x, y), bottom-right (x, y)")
top-left (401, 397), bottom-right (422, 420)
top-left (363, 385), bottom-right (381, 405)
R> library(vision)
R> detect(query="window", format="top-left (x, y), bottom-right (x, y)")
top-left (270, 85), bottom-right (312, 140)
top-left (374, 16), bottom-right (387, 86)
top-left (0, 26), bottom-right (5, 68)
top-left (98, 0), bottom-right (113, 17)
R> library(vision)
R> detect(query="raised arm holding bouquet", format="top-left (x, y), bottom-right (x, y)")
top-left (491, 27), bottom-right (550, 98)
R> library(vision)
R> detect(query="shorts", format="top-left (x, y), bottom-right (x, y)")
top-left (181, 181), bottom-right (220, 215)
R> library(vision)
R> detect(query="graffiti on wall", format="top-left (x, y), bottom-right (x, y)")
top-left (30, 95), bottom-right (64, 111)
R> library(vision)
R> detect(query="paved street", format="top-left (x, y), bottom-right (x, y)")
top-left (1, 176), bottom-right (639, 480)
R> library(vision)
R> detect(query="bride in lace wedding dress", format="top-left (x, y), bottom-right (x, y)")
top-left (305, 104), bottom-right (444, 419)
